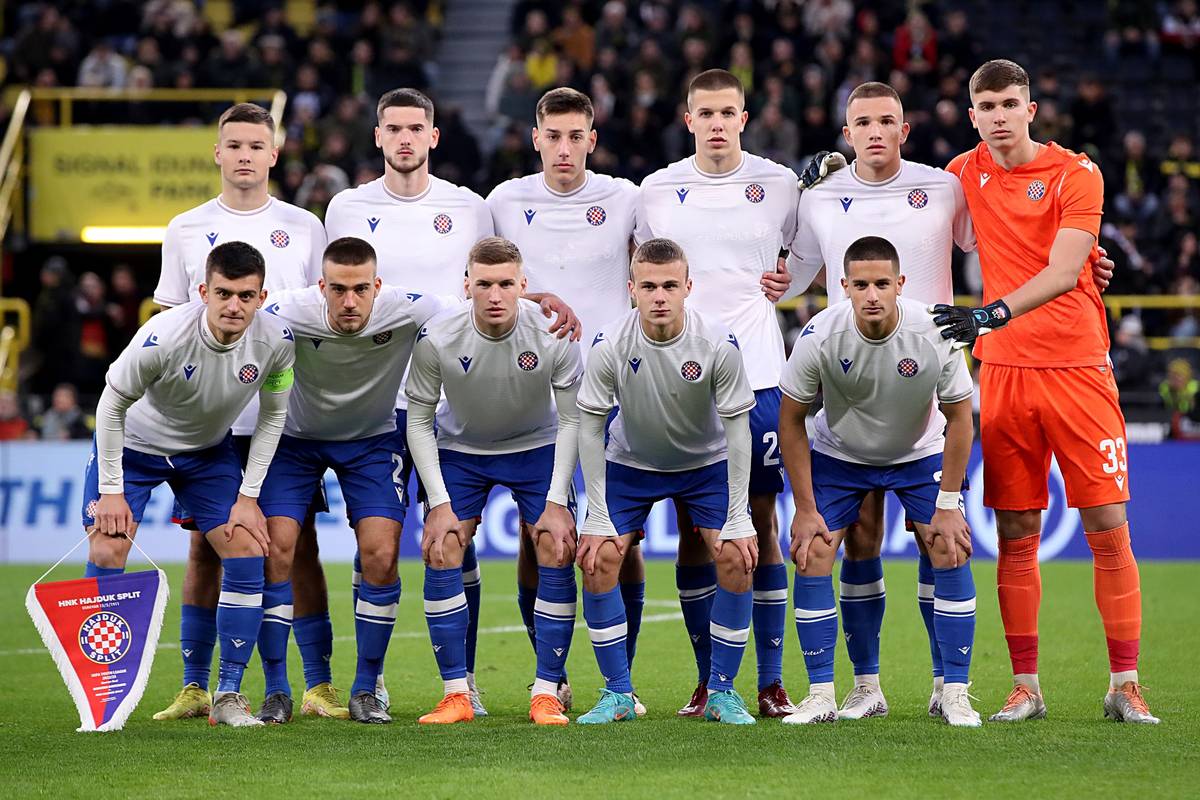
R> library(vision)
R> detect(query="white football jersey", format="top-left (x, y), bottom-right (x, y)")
top-left (406, 298), bottom-right (583, 455)
top-left (488, 171), bottom-right (637, 357)
top-left (265, 286), bottom-right (456, 441)
top-left (107, 302), bottom-right (295, 456)
top-left (788, 160), bottom-right (975, 306)
top-left (780, 297), bottom-right (973, 466)
top-left (154, 195), bottom-right (325, 435)
top-left (578, 307), bottom-right (755, 472)
top-left (635, 153), bottom-right (799, 391)
top-left (325, 175), bottom-right (494, 408)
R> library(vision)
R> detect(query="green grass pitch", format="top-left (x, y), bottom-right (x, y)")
top-left (0, 560), bottom-right (1196, 798)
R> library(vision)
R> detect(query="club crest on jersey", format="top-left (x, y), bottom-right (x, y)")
top-left (367, 217), bottom-right (381, 232)
top-left (681, 360), bottom-right (703, 381)
top-left (586, 205), bottom-right (607, 226)
top-left (205, 232), bottom-right (219, 246)
top-left (840, 197), bottom-right (853, 212)
top-left (1027, 180), bottom-right (1046, 201)
top-left (79, 611), bottom-right (131, 664)
top-left (524, 209), bottom-right (536, 225)
top-left (183, 363), bottom-right (197, 381)
top-left (745, 183), bottom-right (765, 203)
top-left (907, 189), bottom-right (928, 209)
top-left (238, 364), bottom-right (260, 384)
top-left (270, 229), bottom-right (290, 248)
top-left (373, 330), bottom-right (393, 346)
top-left (628, 357), bottom-right (641, 373)
top-left (676, 188), bottom-right (689, 204)
top-left (840, 358), bottom-right (853, 374)
top-left (517, 351), bottom-right (539, 371)
top-left (897, 358), bottom-right (919, 377)
top-left (458, 356), bottom-right (472, 372)
top-left (433, 213), bottom-right (453, 234)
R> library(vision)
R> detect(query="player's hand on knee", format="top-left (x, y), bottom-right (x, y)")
top-left (95, 493), bottom-right (134, 538)
top-left (576, 534), bottom-right (623, 576)
top-left (790, 510), bottom-right (831, 571)
top-left (421, 503), bottom-right (461, 566)
top-left (717, 535), bottom-right (758, 574)
top-left (929, 508), bottom-right (971, 567)
top-left (538, 294), bottom-right (582, 341)
top-left (225, 494), bottom-right (270, 556)
top-left (534, 502), bottom-right (577, 566)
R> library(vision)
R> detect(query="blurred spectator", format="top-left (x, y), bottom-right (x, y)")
top-left (554, 6), bottom-right (595, 71)
top-left (804, 0), bottom-right (854, 40)
top-left (1110, 315), bottom-right (1154, 390)
top-left (0, 391), bottom-right (34, 441)
top-left (743, 103), bottom-right (799, 169)
top-left (203, 29), bottom-right (263, 88)
top-left (937, 8), bottom-right (978, 79)
top-left (893, 10), bottom-right (937, 80)
top-left (77, 40), bottom-right (128, 88)
top-left (74, 272), bottom-right (115, 391)
top-left (1069, 75), bottom-right (1116, 158)
top-left (1160, 357), bottom-right (1198, 415)
top-left (108, 265), bottom-right (142, 350)
top-left (1160, 133), bottom-right (1200, 193)
top-left (31, 257), bottom-right (78, 395)
top-left (35, 383), bottom-right (92, 440)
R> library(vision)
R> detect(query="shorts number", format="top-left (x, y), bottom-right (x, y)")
top-left (391, 453), bottom-right (407, 503)
top-left (762, 431), bottom-right (781, 467)
top-left (1099, 437), bottom-right (1127, 474)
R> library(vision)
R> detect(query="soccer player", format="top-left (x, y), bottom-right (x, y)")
top-left (778, 236), bottom-right (980, 727)
top-left (257, 236), bottom-right (453, 723)
top-left (324, 88), bottom-right (577, 714)
top-left (575, 238), bottom-right (759, 725)
top-left (786, 81), bottom-right (974, 719)
top-left (635, 69), bottom-right (798, 717)
top-left (83, 241), bottom-right (294, 727)
top-left (405, 237), bottom-right (582, 726)
top-left (933, 59), bottom-right (1157, 723)
top-left (487, 87), bottom-right (644, 713)
top-left (150, 103), bottom-right (343, 722)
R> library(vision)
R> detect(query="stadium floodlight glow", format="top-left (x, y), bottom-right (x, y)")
top-left (80, 226), bottom-right (168, 244)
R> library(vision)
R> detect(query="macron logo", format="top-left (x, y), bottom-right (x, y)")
top-left (553, 647), bottom-right (564, 657)
top-left (1115, 475), bottom-right (1125, 490)
top-left (591, 332), bottom-right (605, 347)
top-left (958, 646), bottom-right (971, 655)
top-left (310, 338), bottom-right (322, 350)
top-left (840, 197), bottom-right (853, 212)
top-left (458, 356), bottom-right (472, 372)
top-left (726, 333), bottom-right (740, 350)
top-left (676, 188), bottom-right (689, 204)
top-left (232, 639), bottom-right (246, 648)
top-left (183, 364), bottom-right (197, 381)
top-left (367, 217), bottom-right (381, 232)
top-left (142, 333), bottom-right (159, 348)
top-left (628, 357), bottom-right (641, 373)
top-left (405, 292), bottom-right (423, 302)
top-left (524, 209), bottom-right (536, 224)
top-left (432, 644), bottom-right (442, 653)
top-left (840, 358), bottom-right (853, 373)
top-left (205, 232), bottom-right (219, 246)
top-left (801, 322), bottom-right (816, 337)
top-left (980, 172), bottom-right (991, 188)
top-left (1078, 159), bottom-right (1094, 172)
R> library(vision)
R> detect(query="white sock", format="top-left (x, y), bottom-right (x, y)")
top-left (1014, 673), bottom-right (1040, 694)
top-left (444, 677), bottom-right (469, 696)
top-left (1111, 670), bottom-right (1138, 689)
top-left (531, 678), bottom-right (558, 699)
top-left (466, 672), bottom-right (477, 689)
top-left (853, 673), bottom-right (881, 689)
top-left (810, 681), bottom-right (836, 701)
top-left (933, 675), bottom-right (945, 692)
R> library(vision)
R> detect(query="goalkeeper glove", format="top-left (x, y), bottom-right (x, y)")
top-left (798, 150), bottom-right (848, 189)
top-left (929, 299), bottom-right (1012, 350)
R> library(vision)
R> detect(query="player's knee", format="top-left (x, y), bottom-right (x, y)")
top-left (996, 510), bottom-right (1041, 540)
top-left (1079, 502), bottom-right (1127, 532)
top-left (844, 522), bottom-right (883, 560)
top-left (294, 519), bottom-right (321, 560)
top-left (88, 534), bottom-right (131, 569)
top-left (186, 531), bottom-right (221, 572)
top-left (677, 530), bottom-right (710, 565)
top-left (715, 547), bottom-right (753, 592)
top-left (534, 533), bottom-right (570, 568)
top-left (798, 539), bottom-right (837, 577)
top-left (360, 539), bottom-right (399, 580)
top-left (926, 534), bottom-right (969, 569)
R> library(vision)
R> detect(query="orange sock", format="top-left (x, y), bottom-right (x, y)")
top-left (997, 534), bottom-right (1041, 675)
top-left (1085, 523), bottom-right (1141, 673)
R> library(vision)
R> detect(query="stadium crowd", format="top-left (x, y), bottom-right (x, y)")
top-left (1, 0), bottom-right (1199, 437)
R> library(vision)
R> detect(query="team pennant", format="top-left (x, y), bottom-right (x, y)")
top-left (26, 568), bottom-right (168, 732)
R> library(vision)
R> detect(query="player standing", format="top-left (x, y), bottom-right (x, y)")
top-left (575, 239), bottom-right (759, 725)
top-left (406, 238), bottom-right (582, 726)
top-left (150, 104), bottom-right (343, 721)
top-left (779, 236), bottom-right (980, 727)
top-left (487, 87), bottom-right (644, 712)
top-left (934, 59), bottom-right (1157, 723)
top-left (83, 242), bottom-right (294, 727)
top-left (635, 70), bottom-right (798, 716)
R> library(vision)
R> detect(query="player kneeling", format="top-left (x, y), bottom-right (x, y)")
top-left (575, 238), bottom-right (759, 725)
top-left (407, 238), bottom-right (583, 725)
top-left (778, 236), bottom-right (981, 727)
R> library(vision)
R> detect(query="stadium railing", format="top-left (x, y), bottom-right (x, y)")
top-left (0, 297), bottom-right (30, 393)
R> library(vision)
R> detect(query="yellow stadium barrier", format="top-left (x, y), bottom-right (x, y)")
top-left (0, 297), bottom-right (31, 393)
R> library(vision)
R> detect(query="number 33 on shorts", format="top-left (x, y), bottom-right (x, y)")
top-left (1099, 437), bottom-right (1127, 489)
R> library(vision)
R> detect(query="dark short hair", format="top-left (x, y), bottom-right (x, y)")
top-left (970, 59), bottom-right (1030, 98)
top-left (631, 237), bottom-right (688, 279)
top-left (687, 69), bottom-right (744, 106)
top-left (205, 241), bottom-right (266, 285)
top-left (218, 102), bottom-right (276, 136)
top-left (843, 235), bottom-right (900, 275)
top-left (846, 81), bottom-right (903, 113)
top-left (323, 236), bottom-right (377, 270)
top-left (376, 88), bottom-right (435, 123)
top-left (468, 237), bottom-right (523, 271)
top-left (536, 87), bottom-right (594, 126)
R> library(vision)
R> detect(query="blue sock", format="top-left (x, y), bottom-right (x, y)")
top-left (582, 586), bottom-right (631, 693)
top-left (351, 551), bottom-right (362, 605)
top-left (839, 557), bottom-right (885, 677)
top-left (517, 581), bottom-right (538, 652)
top-left (257, 580), bottom-right (293, 697)
top-left (708, 586), bottom-right (753, 692)
top-left (292, 612), bottom-right (333, 689)
top-left (535, 565), bottom-right (576, 684)
top-left (794, 574), bottom-right (838, 685)
top-left (752, 563), bottom-right (788, 689)
top-left (215, 556), bottom-right (265, 694)
top-left (180, 604), bottom-right (217, 690)
top-left (918, 554), bottom-right (944, 678)
top-left (676, 562), bottom-right (717, 683)
top-left (84, 561), bottom-right (124, 578)
top-left (620, 580), bottom-right (645, 669)
top-left (352, 578), bottom-right (401, 695)
top-left (933, 564), bottom-right (976, 684)
top-left (424, 566), bottom-right (468, 683)
top-left (462, 542), bottom-right (482, 674)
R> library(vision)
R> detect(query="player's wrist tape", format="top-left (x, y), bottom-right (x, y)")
top-left (935, 490), bottom-right (962, 510)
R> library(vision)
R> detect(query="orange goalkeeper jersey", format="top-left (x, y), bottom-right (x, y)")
top-left (947, 141), bottom-right (1110, 367)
